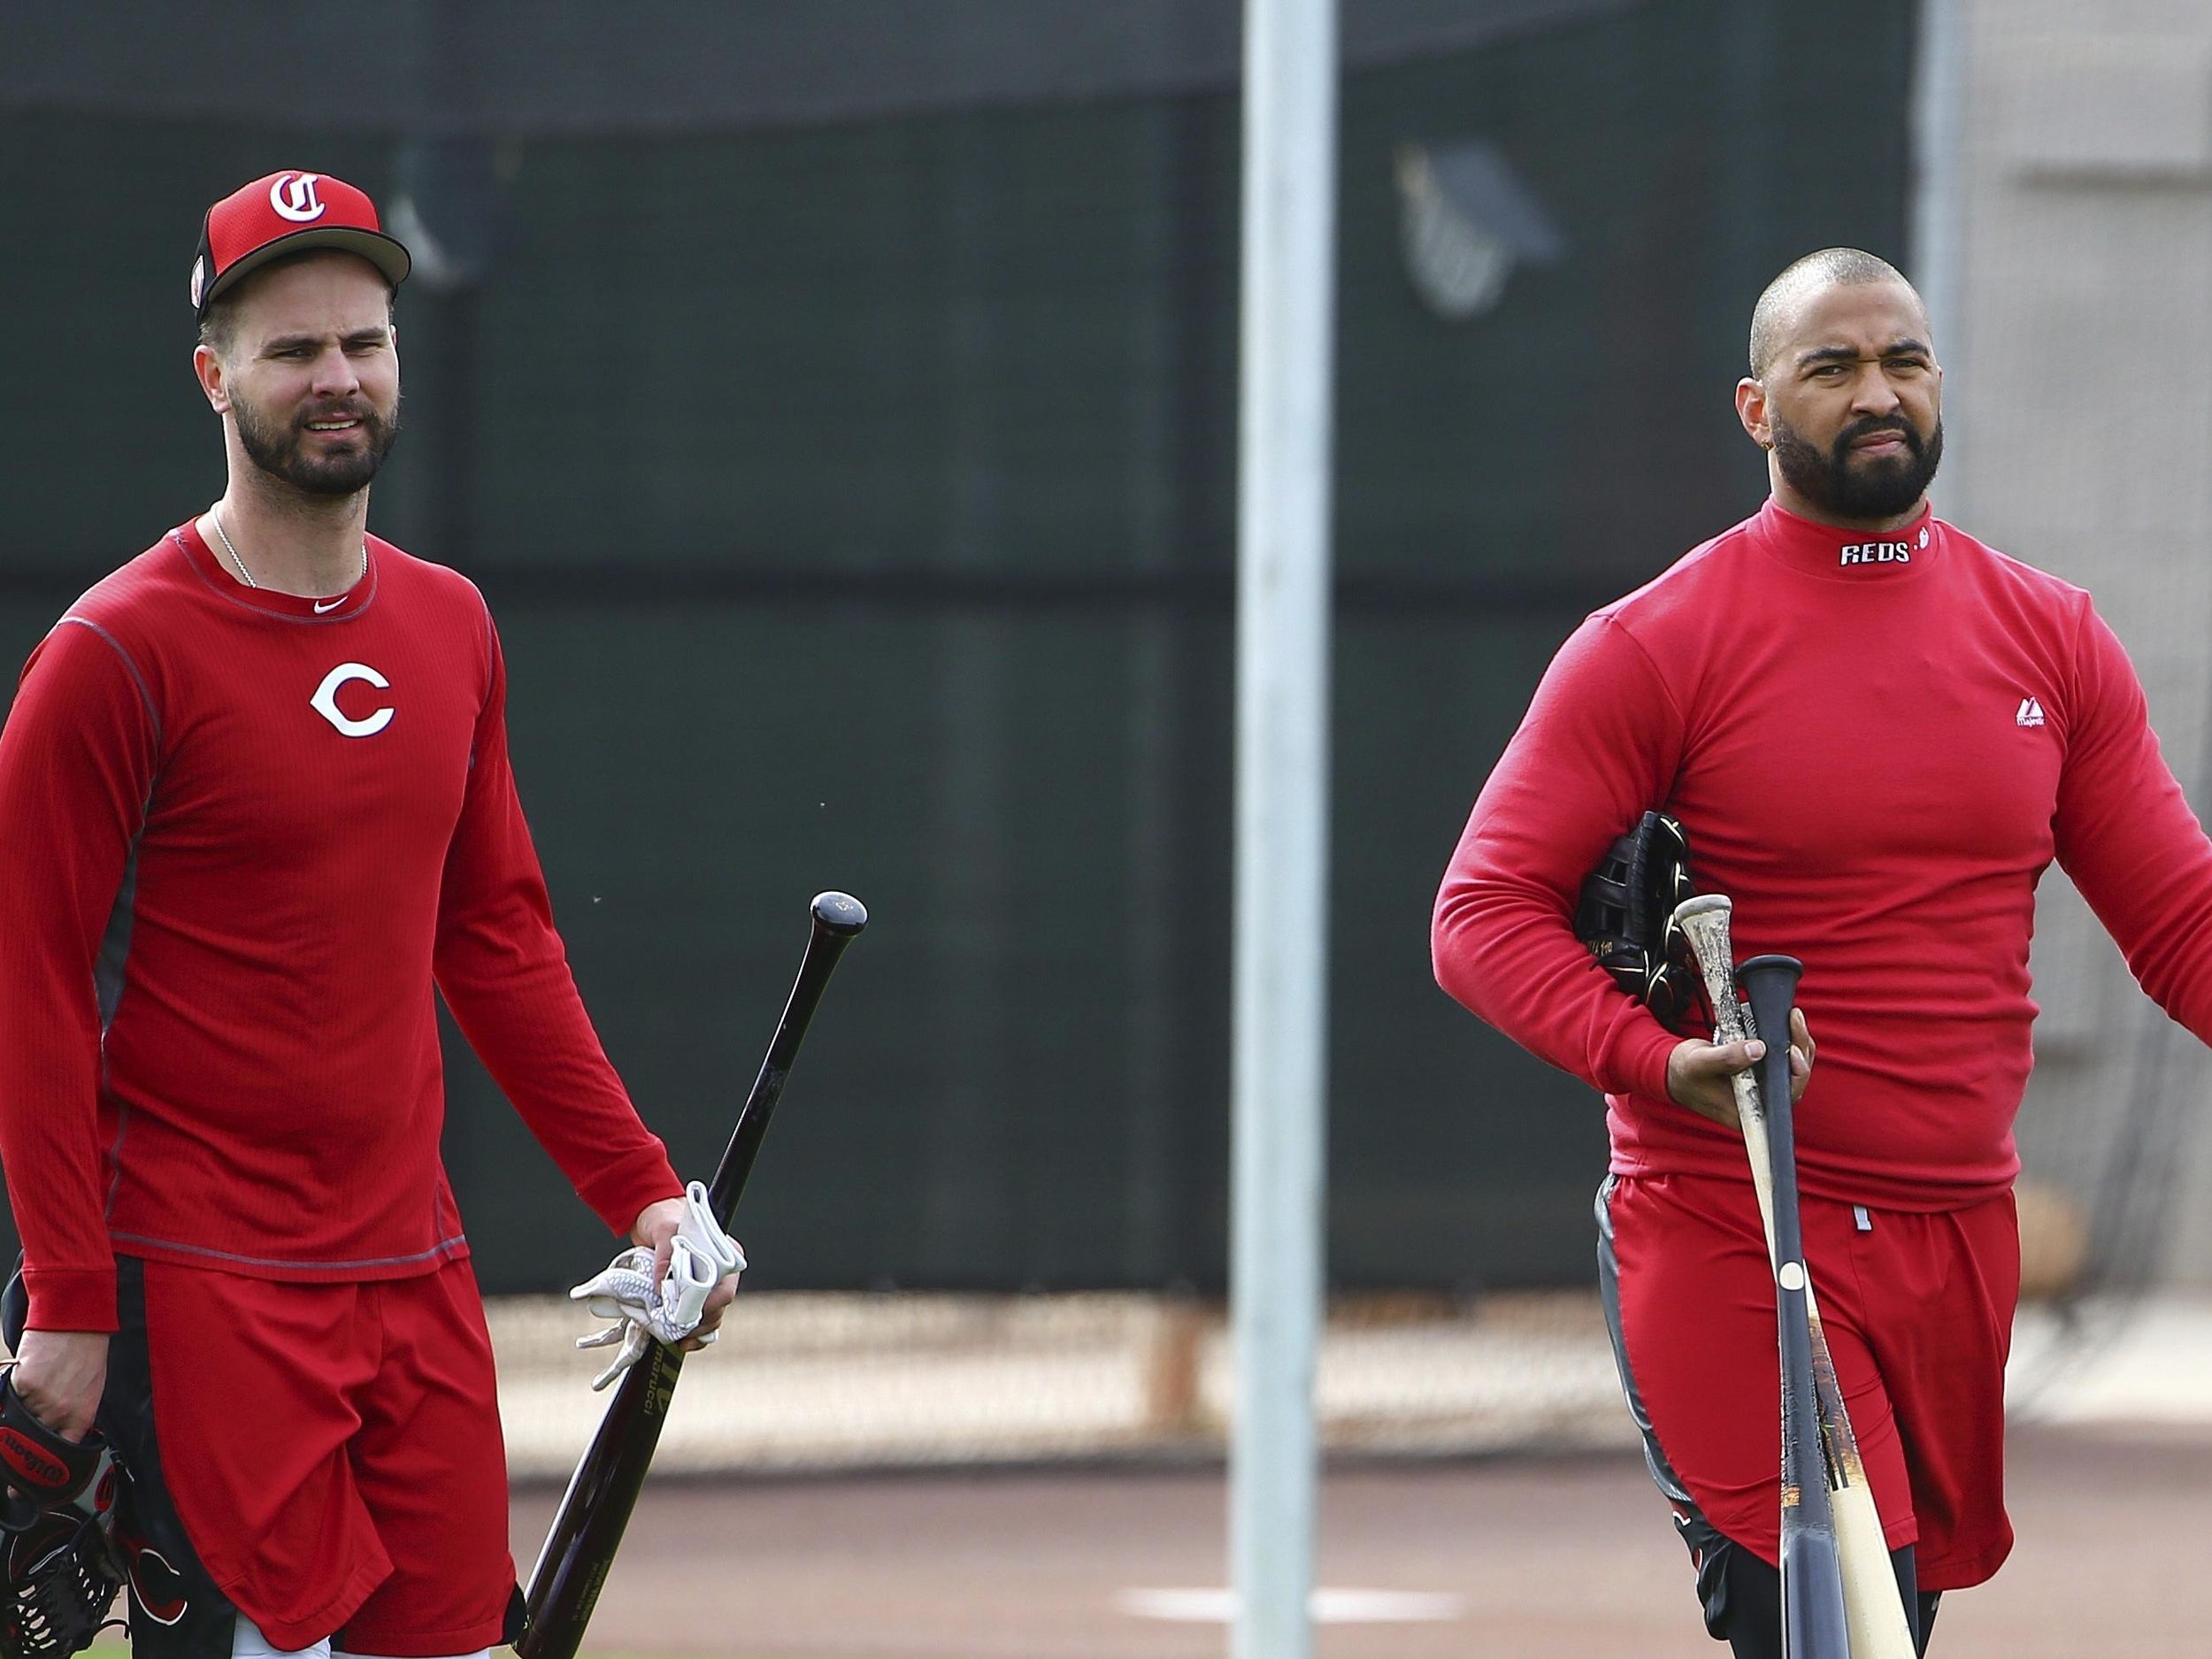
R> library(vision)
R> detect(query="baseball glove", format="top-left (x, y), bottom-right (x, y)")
top-left (1573, 810), bottom-right (1710, 1035)
top-left (0, 1375), bottom-right (121, 1659)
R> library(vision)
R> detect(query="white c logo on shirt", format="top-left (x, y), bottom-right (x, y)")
top-left (310, 663), bottom-right (394, 738)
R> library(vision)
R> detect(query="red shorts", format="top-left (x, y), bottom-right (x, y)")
top-left (1602, 1171), bottom-right (2019, 1591)
top-left (141, 1256), bottom-right (517, 1654)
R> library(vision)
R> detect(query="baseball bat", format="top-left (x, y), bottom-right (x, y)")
top-left (518, 890), bottom-right (870, 1659)
top-left (1738, 953), bottom-right (1849, 1657)
top-left (1675, 897), bottom-right (1914, 1657)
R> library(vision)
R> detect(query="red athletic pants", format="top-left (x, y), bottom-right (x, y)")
top-left (1602, 1171), bottom-right (2019, 1591)
top-left (140, 1256), bottom-right (518, 1654)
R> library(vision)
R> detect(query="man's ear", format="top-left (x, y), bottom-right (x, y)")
top-left (192, 342), bottom-right (230, 415)
top-left (1735, 376), bottom-right (1772, 450)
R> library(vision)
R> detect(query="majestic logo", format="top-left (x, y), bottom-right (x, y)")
top-left (310, 662), bottom-right (394, 738)
top-left (268, 172), bottom-right (328, 223)
top-left (2016, 696), bottom-right (2047, 728)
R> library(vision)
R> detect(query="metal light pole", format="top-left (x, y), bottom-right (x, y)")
top-left (1230, 1), bottom-right (1338, 1655)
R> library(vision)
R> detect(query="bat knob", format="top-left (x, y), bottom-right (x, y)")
top-left (810, 891), bottom-right (869, 935)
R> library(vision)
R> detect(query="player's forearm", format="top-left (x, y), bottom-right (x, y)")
top-left (1433, 865), bottom-right (1680, 1101)
top-left (0, 847), bottom-right (134, 1329)
top-left (1434, 772), bottom-right (1682, 1100)
top-left (0, 1013), bottom-right (121, 1330)
top-left (438, 941), bottom-right (681, 1233)
top-left (2055, 606), bottom-right (2212, 1041)
top-left (0, 1053), bottom-right (119, 1332)
top-left (2063, 790), bottom-right (2212, 1042)
top-left (0, 974), bottom-right (124, 1312)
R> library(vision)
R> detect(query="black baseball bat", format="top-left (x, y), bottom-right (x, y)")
top-left (1739, 954), bottom-right (1850, 1658)
top-left (517, 890), bottom-right (869, 1659)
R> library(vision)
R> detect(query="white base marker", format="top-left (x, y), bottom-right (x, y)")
top-left (1118, 1587), bottom-right (1463, 1624)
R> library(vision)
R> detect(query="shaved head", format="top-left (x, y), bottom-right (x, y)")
top-left (1749, 248), bottom-right (1923, 377)
top-left (1735, 253), bottom-right (1943, 528)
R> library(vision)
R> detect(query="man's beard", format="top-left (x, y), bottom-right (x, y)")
top-left (1771, 411), bottom-right (1942, 523)
top-left (234, 394), bottom-right (401, 497)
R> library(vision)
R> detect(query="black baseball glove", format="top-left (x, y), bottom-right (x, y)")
top-left (0, 1375), bottom-right (123, 1659)
top-left (1573, 810), bottom-right (1711, 1035)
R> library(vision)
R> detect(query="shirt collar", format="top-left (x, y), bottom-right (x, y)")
top-left (170, 519), bottom-right (378, 621)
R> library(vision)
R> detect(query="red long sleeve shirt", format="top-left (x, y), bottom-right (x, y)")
top-left (1434, 499), bottom-right (2212, 1210)
top-left (0, 524), bottom-right (682, 1331)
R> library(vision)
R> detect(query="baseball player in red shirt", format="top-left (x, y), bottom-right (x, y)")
top-left (0, 172), bottom-right (741, 1659)
top-left (1434, 249), bottom-right (2212, 1656)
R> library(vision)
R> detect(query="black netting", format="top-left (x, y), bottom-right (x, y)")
top-left (0, 0), bottom-right (1916, 1293)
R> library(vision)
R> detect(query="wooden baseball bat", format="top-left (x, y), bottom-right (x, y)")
top-left (1676, 896), bottom-right (1914, 1658)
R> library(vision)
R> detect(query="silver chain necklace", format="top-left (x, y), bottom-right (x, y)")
top-left (208, 508), bottom-right (366, 595)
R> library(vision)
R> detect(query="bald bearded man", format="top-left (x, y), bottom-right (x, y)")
top-left (1432, 249), bottom-right (2212, 1656)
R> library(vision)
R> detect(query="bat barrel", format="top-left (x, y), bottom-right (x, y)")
top-left (703, 894), bottom-right (870, 1225)
top-left (521, 892), bottom-right (869, 1659)
top-left (811, 889), bottom-right (868, 935)
top-left (1673, 895), bottom-right (1752, 1050)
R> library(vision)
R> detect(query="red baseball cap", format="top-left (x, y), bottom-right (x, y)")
top-left (189, 170), bottom-right (411, 317)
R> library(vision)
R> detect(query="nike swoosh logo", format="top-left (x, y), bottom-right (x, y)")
top-left (313, 597), bottom-right (345, 614)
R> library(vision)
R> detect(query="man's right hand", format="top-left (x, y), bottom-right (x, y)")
top-left (1666, 1007), bottom-right (1814, 1129)
top-left (9, 1329), bottom-right (109, 1441)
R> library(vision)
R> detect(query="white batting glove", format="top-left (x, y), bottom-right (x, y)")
top-left (573, 1317), bottom-right (657, 1391)
top-left (570, 1181), bottom-right (745, 1389)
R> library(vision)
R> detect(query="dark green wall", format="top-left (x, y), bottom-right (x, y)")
top-left (0, 0), bottom-right (1916, 1293)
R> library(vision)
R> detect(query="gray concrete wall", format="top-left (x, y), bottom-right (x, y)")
top-left (1937, 0), bottom-right (2212, 1285)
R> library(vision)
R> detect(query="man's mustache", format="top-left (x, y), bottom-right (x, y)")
top-left (1835, 416), bottom-right (1921, 457)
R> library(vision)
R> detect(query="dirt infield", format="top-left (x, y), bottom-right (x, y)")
top-left (515, 1423), bottom-right (2210, 1658)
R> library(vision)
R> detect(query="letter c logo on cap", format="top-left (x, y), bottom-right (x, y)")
top-left (269, 173), bottom-right (327, 223)
top-left (311, 663), bottom-right (394, 738)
